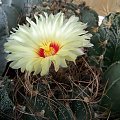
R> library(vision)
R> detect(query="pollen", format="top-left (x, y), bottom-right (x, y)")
top-left (38, 42), bottom-right (60, 58)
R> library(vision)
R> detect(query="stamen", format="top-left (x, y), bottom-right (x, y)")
top-left (38, 42), bottom-right (60, 58)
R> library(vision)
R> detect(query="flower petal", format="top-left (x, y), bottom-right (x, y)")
top-left (40, 57), bottom-right (51, 76)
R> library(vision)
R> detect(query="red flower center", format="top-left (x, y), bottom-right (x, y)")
top-left (38, 42), bottom-right (60, 58)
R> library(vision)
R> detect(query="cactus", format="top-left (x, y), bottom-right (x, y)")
top-left (88, 11), bottom-right (120, 116)
top-left (0, 0), bottom-right (99, 120)
top-left (0, 7), bottom-right (8, 75)
top-left (100, 62), bottom-right (120, 118)
top-left (88, 12), bottom-right (120, 70)
top-left (1, 0), bottom-right (120, 120)
top-left (88, 12), bottom-right (120, 118)
top-left (0, 0), bottom-right (24, 75)
top-left (15, 72), bottom-right (93, 120)
top-left (0, 77), bottom-right (14, 120)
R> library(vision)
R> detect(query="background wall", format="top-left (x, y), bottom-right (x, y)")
top-left (73, 0), bottom-right (120, 16)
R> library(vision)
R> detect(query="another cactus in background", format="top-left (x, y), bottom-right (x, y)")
top-left (88, 12), bottom-right (120, 70)
top-left (100, 62), bottom-right (120, 118)
top-left (88, 12), bottom-right (120, 118)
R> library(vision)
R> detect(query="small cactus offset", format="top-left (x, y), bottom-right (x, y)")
top-left (0, 0), bottom-right (120, 120)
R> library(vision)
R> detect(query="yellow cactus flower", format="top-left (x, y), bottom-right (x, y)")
top-left (4, 12), bottom-right (93, 76)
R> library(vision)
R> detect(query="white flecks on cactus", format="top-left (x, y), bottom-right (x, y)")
top-left (0, 0), bottom-right (2, 4)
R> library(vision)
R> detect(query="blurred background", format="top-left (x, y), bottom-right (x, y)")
top-left (73, 0), bottom-right (120, 16)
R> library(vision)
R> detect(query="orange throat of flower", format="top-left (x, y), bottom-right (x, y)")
top-left (37, 42), bottom-right (60, 58)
